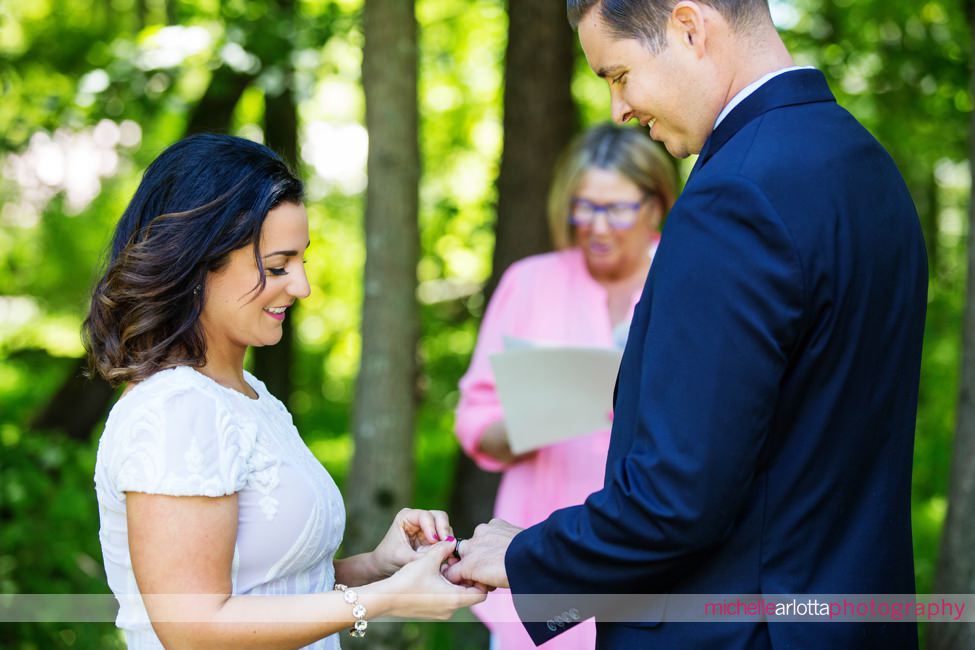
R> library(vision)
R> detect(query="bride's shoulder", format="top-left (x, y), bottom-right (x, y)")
top-left (108, 367), bottom-right (224, 421)
top-left (98, 367), bottom-right (258, 498)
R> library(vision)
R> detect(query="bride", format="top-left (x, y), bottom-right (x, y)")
top-left (84, 133), bottom-right (485, 649)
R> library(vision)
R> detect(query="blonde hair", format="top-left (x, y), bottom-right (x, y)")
top-left (547, 123), bottom-right (678, 250)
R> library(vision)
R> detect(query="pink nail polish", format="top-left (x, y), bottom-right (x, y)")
top-left (434, 534), bottom-right (442, 541)
top-left (446, 536), bottom-right (455, 542)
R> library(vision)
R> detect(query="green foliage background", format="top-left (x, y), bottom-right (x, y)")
top-left (0, 0), bottom-right (969, 648)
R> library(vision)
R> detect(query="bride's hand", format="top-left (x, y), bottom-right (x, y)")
top-left (364, 541), bottom-right (487, 620)
top-left (370, 508), bottom-right (453, 577)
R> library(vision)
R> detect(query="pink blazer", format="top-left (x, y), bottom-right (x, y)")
top-left (455, 246), bottom-right (653, 649)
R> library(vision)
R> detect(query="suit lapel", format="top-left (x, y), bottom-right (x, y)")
top-left (693, 69), bottom-right (836, 173)
top-left (689, 135), bottom-right (712, 177)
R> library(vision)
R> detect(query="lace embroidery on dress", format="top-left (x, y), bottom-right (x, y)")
top-left (246, 433), bottom-right (281, 521)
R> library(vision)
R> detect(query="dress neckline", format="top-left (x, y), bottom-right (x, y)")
top-left (186, 366), bottom-right (261, 401)
top-left (117, 366), bottom-right (262, 405)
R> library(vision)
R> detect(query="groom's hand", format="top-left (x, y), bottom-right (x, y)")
top-left (443, 518), bottom-right (522, 589)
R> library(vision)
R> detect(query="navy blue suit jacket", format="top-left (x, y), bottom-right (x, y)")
top-left (505, 70), bottom-right (926, 649)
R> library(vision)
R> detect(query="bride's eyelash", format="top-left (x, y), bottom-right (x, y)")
top-left (265, 258), bottom-right (307, 275)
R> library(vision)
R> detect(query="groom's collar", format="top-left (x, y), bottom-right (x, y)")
top-left (693, 68), bottom-right (835, 171)
top-left (713, 66), bottom-right (816, 129)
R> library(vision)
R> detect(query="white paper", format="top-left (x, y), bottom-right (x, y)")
top-left (489, 343), bottom-right (623, 454)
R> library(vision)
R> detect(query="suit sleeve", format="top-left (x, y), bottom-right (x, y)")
top-left (504, 174), bottom-right (806, 644)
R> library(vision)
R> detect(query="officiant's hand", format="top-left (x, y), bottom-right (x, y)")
top-left (478, 420), bottom-right (537, 465)
top-left (443, 518), bottom-right (522, 589)
top-left (371, 508), bottom-right (453, 577)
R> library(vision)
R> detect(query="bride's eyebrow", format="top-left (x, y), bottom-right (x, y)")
top-left (263, 241), bottom-right (311, 258)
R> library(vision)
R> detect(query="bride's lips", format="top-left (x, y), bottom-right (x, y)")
top-left (263, 306), bottom-right (290, 321)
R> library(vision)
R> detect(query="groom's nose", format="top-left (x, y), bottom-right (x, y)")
top-left (612, 94), bottom-right (635, 125)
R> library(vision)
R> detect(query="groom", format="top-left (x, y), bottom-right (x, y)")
top-left (446, 1), bottom-right (926, 648)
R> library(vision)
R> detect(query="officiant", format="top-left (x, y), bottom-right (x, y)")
top-left (453, 123), bottom-right (677, 650)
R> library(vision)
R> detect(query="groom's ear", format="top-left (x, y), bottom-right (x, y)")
top-left (670, 2), bottom-right (709, 54)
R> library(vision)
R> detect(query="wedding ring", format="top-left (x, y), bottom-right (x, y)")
top-left (452, 537), bottom-right (465, 560)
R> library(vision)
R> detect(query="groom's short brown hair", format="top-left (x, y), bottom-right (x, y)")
top-left (567, 0), bottom-right (772, 53)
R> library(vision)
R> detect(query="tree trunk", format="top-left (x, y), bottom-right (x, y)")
top-left (448, 1), bottom-right (576, 646)
top-left (929, 4), bottom-right (975, 649)
top-left (255, 0), bottom-right (299, 405)
top-left (31, 358), bottom-right (116, 441)
top-left (344, 0), bottom-right (419, 647)
top-left (136, 0), bottom-right (146, 30)
top-left (487, 0), bottom-right (578, 296)
top-left (185, 67), bottom-right (256, 136)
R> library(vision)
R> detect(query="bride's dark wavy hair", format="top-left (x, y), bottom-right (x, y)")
top-left (83, 133), bottom-right (303, 386)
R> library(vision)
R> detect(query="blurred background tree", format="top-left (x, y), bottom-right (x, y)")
top-left (0, 0), bottom-right (971, 648)
top-left (931, 4), bottom-right (975, 649)
top-left (345, 0), bottom-right (420, 647)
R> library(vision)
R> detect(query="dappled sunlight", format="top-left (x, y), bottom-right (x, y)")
top-left (1, 120), bottom-right (141, 222)
top-left (770, 0), bottom-right (801, 30)
top-left (0, 295), bottom-right (86, 357)
top-left (0, 296), bottom-right (40, 336)
top-left (136, 25), bottom-right (213, 70)
top-left (219, 41), bottom-right (261, 74)
top-left (302, 121), bottom-right (368, 195)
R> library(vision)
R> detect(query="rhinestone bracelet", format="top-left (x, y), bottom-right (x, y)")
top-left (333, 583), bottom-right (368, 638)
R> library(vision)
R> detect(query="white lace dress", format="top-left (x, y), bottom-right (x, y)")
top-left (94, 366), bottom-right (346, 649)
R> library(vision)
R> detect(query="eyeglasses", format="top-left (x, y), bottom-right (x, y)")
top-left (568, 194), bottom-right (652, 230)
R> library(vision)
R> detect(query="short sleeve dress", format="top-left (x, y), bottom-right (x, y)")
top-left (94, 366), bottom-right (346, 649)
